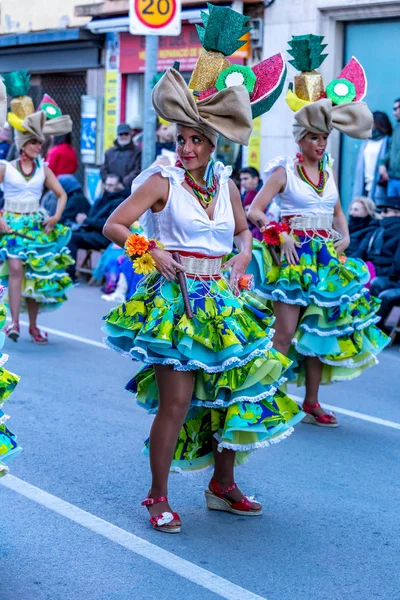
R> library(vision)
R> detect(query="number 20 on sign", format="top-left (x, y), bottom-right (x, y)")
top-left (130, 0), bottom-right (181, 36)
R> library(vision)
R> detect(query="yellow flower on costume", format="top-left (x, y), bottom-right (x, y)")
top-left (133, 254), bottom-right (157, 275)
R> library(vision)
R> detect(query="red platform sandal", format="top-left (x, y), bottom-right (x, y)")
top-left (29, 327), bottom-right (48, 345)
top-left (141, 496), bottom-right (181, 534)
top-left (5, 321), bottom-right (20, 342)
top-left (302, 402), bottom-right (338, 427)
top-left (205, 478), bottom-right (262, 516)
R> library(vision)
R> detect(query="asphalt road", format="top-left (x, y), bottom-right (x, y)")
top-left (1, 285), bottom-right (399, 600)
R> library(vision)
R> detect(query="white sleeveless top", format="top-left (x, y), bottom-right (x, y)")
top-left (136, 162), bottom-right (235, 256)
top-left (1, 160), bottom-right (46, 213)
top-left (264, 155), bottom-right (338, 217)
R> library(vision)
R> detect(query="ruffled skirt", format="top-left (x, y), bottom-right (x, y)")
top-left (248, 236), bottom-right (389, 385)
top-left (0, 211), bottom-right (74, 311)
top-left (0, 297), bottom-right (21, 477)
top-left (103, 272), bottom-right (303, 474)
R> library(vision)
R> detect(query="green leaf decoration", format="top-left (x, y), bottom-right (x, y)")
top-left (151, 71), bottom-right (166, 88)
top-left (287, 34), bottom-right (328, 72)
top-left (216, 65), bottom-right (256, 93)
top-left (196, 3), bottom-right (251, 56)
top-left (1, 70), bottom-right (31, 98)
top-left (326, 78), bottom-right (356, 105)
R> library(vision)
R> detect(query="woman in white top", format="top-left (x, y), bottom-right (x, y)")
top-left (102, 67), bottom-right (303, 534)
top-left (0, 113), bottom-right (74, 344)
top-left (249, 99), bottom-right (389, 427)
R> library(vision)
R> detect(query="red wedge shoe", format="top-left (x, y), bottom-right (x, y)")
top-left (205, 478), bottom-right (262, 516)
top-left (302, 402), bottom-right (338, 427)
top-left (29, 327), bottom-right (48, 344)
top-left (141, 496), bottom-right (181, 534)
top-left (5, 321), bottom-right (20, 342)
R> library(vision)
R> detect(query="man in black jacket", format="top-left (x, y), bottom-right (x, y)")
top-left (100, 123), bottom-right (142, 191)
top-left (355, 196), bottom-right (400, 323)
top-left (67, 174), bottom-right (126, 281)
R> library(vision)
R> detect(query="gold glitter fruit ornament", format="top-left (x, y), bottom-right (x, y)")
top-left (2, 71), bottom-right (34, 120)
top-left (189, 3), bottom-right (251, 93)
top-left (287, 34), bottom-right (327, 102)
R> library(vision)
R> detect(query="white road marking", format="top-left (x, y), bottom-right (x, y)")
top-left (0, 475), bottom-right (267, 600)
top-left (18, 319), bottom-right (107, 349)
top-left (15, 319), bottom-right (400, 430)
top-left (292, 395), bottom-right (400, 430)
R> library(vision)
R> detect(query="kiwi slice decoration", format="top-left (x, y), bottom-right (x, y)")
top-left (41, 102), bottom-right (62, 120)
top-left (326, 78), bottom-right (356, 105)
top-left (215, 65), bottom-right (256, 94)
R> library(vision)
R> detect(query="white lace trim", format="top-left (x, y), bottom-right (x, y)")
top-left (191, 376), bottom-right (288, 408)
top-left (0, 412), bottom-right (10, 425)
top-left (214, 426), bottom-right (295, 452)
top-left (104, 338), bottom-right (274, 374)
top-left (25, 271), bottom-right (69, 281)
top-left (257, 286), bottom-right (368, 308)
top-left (292, 340), bottom-right (380, 368)
top-left (170, 464), bottom-right (214, 476)
top-left (299, 315), bottom-right (380, 337)
top-left (0, 246), bottom-right (71, 261)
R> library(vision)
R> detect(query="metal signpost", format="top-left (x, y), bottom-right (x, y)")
top-left (129, 0), bottom-right (182, 171)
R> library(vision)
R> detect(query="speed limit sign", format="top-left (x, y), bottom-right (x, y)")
top-left (130, 0), bottom-right (181, 35)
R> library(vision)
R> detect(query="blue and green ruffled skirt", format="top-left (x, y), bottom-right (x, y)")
top-left (0, 293), bottom-right (22, 477)
top-left (103, 272), bottom-right (303, 474)
top-left (248, 236), bottom-right (389, 385)
top-left (0, 211), bottom-right (74, 311)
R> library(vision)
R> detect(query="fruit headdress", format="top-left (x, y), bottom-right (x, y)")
top-left (152, 4), bottom-right (287, 146)
top-left (285, 35), bottom-right (372, 142)
top-left (1, 70), bottom-right (73, 150)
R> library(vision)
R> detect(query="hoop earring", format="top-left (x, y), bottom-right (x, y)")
top-left (296, 152), bottom-right (304, 163)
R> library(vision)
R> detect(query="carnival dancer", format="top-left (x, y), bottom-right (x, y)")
top-left (0, 71), bottom-right (74, 344)
top-left (102, 5), bottom-right (302, 534)
top-left (248, 36), bottom-right (389, 427)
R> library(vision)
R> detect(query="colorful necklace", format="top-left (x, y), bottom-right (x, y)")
top-left (176, 159), bottom-right (218, 206)
top-left (297, 159), bottom-right (327, 193)
top-left (17, 158), bottom-right (38, 181)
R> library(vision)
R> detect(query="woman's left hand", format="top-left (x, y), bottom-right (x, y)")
top-left (223, 251), bottom-right (251, 296)
top-left (334, 235), bottom-right (350, 256)
top-left (43, 215), bottom-right (59, 234)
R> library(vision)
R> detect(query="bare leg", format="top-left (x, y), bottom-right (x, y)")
top-left (26, 298), bottom-right (40, 330)
top-left (211, 439), bottom-right (261, 509)
top-left (272, 301), bottom-right (301, 355)
top-left (146, 365), bottom-right (194, 522)
top-left (304, 357), bottom-right (338, 423)
top-left (7, 258), bottom-right (24, 324)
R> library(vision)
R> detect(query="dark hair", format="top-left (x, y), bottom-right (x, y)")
top-left (53, 133), bottom-right (72, 146)
top-left (373, 111), bottom-right (392, 136)
top-left (106, 173), bottom-right (122, 184)
top-left (239, 167), bottom-right (260, 179)
top-left (394, 98), bottom-right (400, 105)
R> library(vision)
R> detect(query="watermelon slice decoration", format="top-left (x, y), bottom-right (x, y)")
top-left (38, 94), bottom-right (62, 119)
top-left (326, 78), bottom-right (356, 105)
top-left (335, 56), bottom-right (367, 102)
top-left (250, 52), bottom-right (287, 119)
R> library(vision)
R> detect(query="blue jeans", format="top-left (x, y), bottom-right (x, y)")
top-left (387, 178), bottom-right (400, 197)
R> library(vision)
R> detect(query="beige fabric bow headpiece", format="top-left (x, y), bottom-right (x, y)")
top-left (293, 98), bottom-right (373, 143)
top-left (15, 111), bottom-right (73, 151)
top-left (152, 68), bottom-right (253, 146)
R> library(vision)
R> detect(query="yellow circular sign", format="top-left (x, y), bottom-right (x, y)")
top-left (134, 0), bottom-right (177, 29)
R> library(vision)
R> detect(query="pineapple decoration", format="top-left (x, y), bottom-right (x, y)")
top-left (189, 3), bottom-right (251, 93)
top-left (2, 71), bottom-right (35, 130)
top-left (287, 34), bottom-right (328, 103)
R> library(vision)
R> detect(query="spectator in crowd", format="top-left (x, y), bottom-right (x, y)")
top-left (47, 133), bottom-right (78, 176)
top-left (100, 124), bottom-right (142, 191)
top-left (67, 174), bottom-right (126, 281)
top-left (353, 111), bottom-right (392, 203)
top-left (0, 125), bottom-right (11, 159)
top-left (155, 121), bottom-right (175, 156)
top-left (239, 167), bottom-right (262, 201)
top-left (379, 98), bottom-right (400, 197)
top-left (41, 175), bottom-right (90, 227)
top-left (355, 196), bottom-right (400, 324)
top-left (346, 196), bottom-right (379, 257)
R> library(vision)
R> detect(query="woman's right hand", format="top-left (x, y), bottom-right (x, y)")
top-left (150, 248), bottom-right (186, 281)
top-left (280, 232), bottom-right (301, 265)
top-left (0, 217), bottom-right (10, 233)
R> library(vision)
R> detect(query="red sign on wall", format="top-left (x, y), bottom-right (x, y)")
top-left (119, 24), bottom-right (246, 74)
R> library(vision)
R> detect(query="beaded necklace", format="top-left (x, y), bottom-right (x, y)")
top-left (176, 159), bottom-right (218, 206)
top-left (297, 159), bottom-right (327, 194)
top-left (17, 158), bottom-right (38, 181)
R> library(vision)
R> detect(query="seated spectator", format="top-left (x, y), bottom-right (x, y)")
top-left (47, 133), bottom-right (78, 176)
top-left (100, 124), bottom-right (141, 192)
top-left (347, 196), bottom-right (379, 257)
top-left (355, 196), bottom-right (400, 324)
top-left (42, 175), bottom-right (90, 226)
top-left (67, 174), bottom-right (126, 281)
